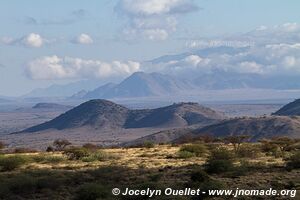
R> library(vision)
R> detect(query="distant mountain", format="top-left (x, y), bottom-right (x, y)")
top-left (273, 99), bottom-right (300, 116)
top-left (16, 99), bottom-right (225, 133)
top-left (32, 103), bottom-right (73, 110)
top-left (24, 79), bottom-right (104, 97)
top-left (69, 90), bottom-right (88, 99)
top-left (78, 72), bottom-right (195, 99)
top-left (83, 83), bottom-right (116, 99)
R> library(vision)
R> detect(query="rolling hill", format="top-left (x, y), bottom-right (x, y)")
top-left (273, 99), bottom-right (300, 116)
top-left (16, 99), bottom-right (225, 133)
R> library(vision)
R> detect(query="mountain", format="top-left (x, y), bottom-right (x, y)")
top-left (32, 103), bottom-right (73, 110)
top-left (184, 116), bottom-right (300, 141)
top-left (16, 100), bottom-right (225, 133)
top-left (24, 79), bottom-right (104, 97)
top-left (80, 72), bottom-right (195, 99)
top-left (83, 83), bottom-right (116, 99)
top-left (273, 99), bottom-right (300, 116)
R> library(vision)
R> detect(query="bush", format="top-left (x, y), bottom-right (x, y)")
top-left (32, 154), bottom-right (65, 164)
top-left (64, 147), bottom-right (90, 160)
top-left (237, 144), bottom-right (261, 158)
top-left (190, 169), bottom-right (210, 182)
top-left (81, 150), bottom-right (113, 162)
top-left (82, 143), bottom-right (99, 151)
top-left (46, 146), bottom-right (54, 152)
top-left (143, 141), bottom-right (155, 148)
top-left (205, 148), bottom-right (235, 174)
top-left (14, 147), bottom-right (38, 153)
top-left (53, 139), bottom-right (71, 151)
top-left (177, 150), bottom-right (195, 159)
top-left (286, 151), bottom-right (300, 170)
top-left (0, 141), bottom-right (5, 150)
top-left (76, 183), bottom-right (110, 200)
top-left (179, 143), bottom-right (208, 157)
top-left (0, 155), bottom-right (28, 171)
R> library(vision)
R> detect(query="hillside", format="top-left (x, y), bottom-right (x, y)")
top-left (187, 116), bottom-right (300, 141)
top-left (273, 99), bottom-right (300, 116)
top-left (16, 100), bottom-right (225, 133)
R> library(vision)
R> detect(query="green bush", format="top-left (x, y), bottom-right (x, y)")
top-left (205, 148), bottom-right (235, 174)
top-left (179, 143), bottom-right (208, 157)
top-left (0, 155), bottom-right (28, 171)
top-left (177, 150), bottom-right (195, 159)
top-left (190, 169), bottom-right (210, 182)
top-left (32, 154), bottom-right (65, 164)
top-left (76, 183), bottom-right (110, 200)
top-left (7, 174), bottom-right (37, 194)
top-left (81, 150), bottom-right (113, 162)
top-left (64, 147), bottom-right (90, 160)
top-left (237, 144), bottom-right (261, 158)
top-left (286, 151), bottom-right (300, 170)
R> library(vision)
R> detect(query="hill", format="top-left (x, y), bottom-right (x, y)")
top-left (32, 103), bottom-right (73, 110)
top-left (185, 116), bottom-right (300, 141)
top-left (16, 100), bottom-right (225, 133)
top-left (273, 99), bottom-right (300, 116)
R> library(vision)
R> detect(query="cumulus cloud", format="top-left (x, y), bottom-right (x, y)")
top-left (26, 55), bottom-right (140, 80)
top-left (72, 34), bottom-right (93, 44)
top-left (116, 0), bottom-right (198, 40)
top-left (1, 33), bottom-right (46, 48)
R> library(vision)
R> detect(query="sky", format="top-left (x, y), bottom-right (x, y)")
top-left (0, 0), bottom-right (300, 96)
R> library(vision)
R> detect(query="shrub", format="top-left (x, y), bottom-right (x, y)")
top-left (76, 183), bottom-right (110, 200)
top-left (177, 150), bottom-right (195, 159)
top-left (0, 155), bottom-right (28, 171)
top-left (64, 147), bottom-right (90, 160)
top-left (46, 146), bottom-right (54, 152)
top-left (223, 135), bottom-right (250, 153)
top-left (179, 143), bottom-right (208, 157)
top-left (143, 141), bottom-right (155, 148)
top-left (0, 141), bottom-right (5, 150)
top-left (14, 147), bottom-right (38, 153)
top-left (81, 150), bottom-right (113, 162)
top-left (286, 151), bottom-right (300, 170)
top-left (53, 139), bottom-right (71, 151)
top-left (205, 148), bottom-right (235, 174)
top-left (7, 174), bottom-right (37, 194)
top-left (190, 169), bottom-right (210, 182)
top-left (32, 154), bottom-right (65, 164)
top-left (82, 143), bottom-right (99, 151)
top-left (237, 144), bottom-right (261, 158)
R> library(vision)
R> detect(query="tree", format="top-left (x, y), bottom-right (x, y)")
top-left (53, 139), bottom-right (71, 151)
top-left (223, 135), bottom-right (250, 153)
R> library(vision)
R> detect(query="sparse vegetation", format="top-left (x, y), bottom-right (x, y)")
top-left (0, 155), bottom-right (28, 171)
top-left (179, 143), bottom-right (208, 157)
top-left (286, 151), bottom-right (300, 170)
top-left (0, 143), bottom-right (298, 199)
top-left (205, 148), bottom-right (235, 174)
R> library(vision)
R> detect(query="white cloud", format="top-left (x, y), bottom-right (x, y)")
top-left (116, 0), bottom-right (198, 40)
top-left (1, 33), bottom-right (45, 48)
top-left (26, 55), bottom-right (140, 80)
top-left (22, 33), bottom-right (44, 47)
top-left (73, 33), bottom-right (93, 44)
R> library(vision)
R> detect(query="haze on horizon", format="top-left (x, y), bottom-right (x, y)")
top-left (1, 0), bottom-right (300, 97)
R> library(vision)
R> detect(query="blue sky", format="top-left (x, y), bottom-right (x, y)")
top-left (0, 0), bottom-right (300, 96)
